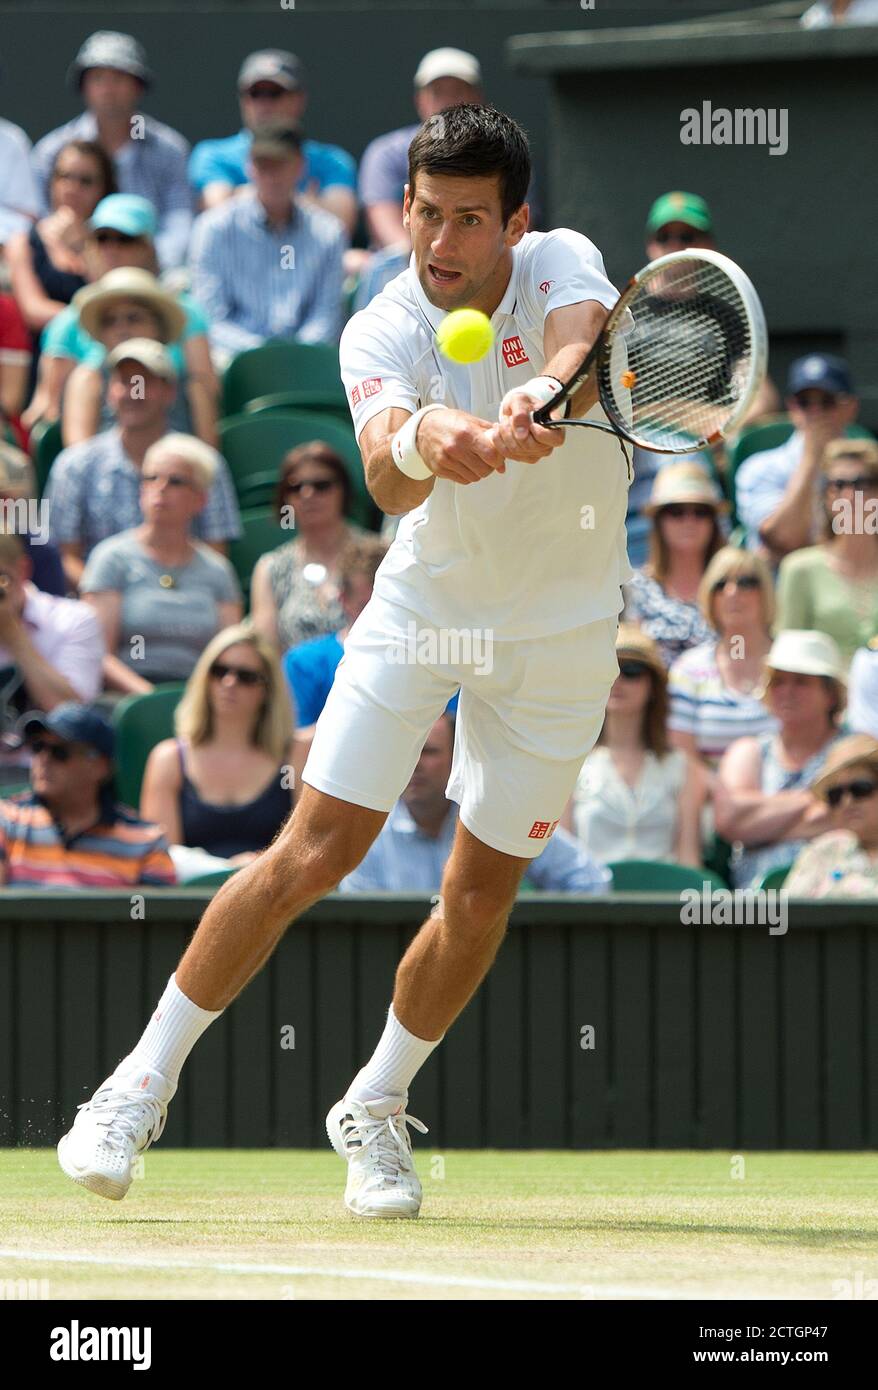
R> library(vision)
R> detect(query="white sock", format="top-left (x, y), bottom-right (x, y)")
top-left (121, 974), bottom-right (223, 1088)
top-left (348, 1004), bottom-right (443, 1115)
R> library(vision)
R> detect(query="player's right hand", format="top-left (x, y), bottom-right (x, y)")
top-left (417, 408), bottom-right (507, 483)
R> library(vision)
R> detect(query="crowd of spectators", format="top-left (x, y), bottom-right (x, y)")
top-left (0, 28), bottom-right (876, 899)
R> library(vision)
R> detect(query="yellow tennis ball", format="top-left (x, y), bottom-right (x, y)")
top-left (436, 308), bottom-right (494, 364)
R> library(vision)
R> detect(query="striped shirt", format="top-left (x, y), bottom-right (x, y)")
top-left (0, 791), bottom-right (176, 888)
top-left (188, 190), bottom-right (348, 356)
top-left (45, 427), bottom-right (242, 557)
top-left (668, 640), bottom-right (779, 769)
top-left (31, 112), bottom-right (193, 269)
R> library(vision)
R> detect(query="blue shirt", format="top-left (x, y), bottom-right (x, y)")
top-left (188, 191), bottom-right (348, 354)
top-left (31, 112), bottom-right (193, 270)
top-left (189, 130), bottom-right (356, 196)
top-left (283, 630), bottom-right (461, 726)
top-left (41, 292), bottom-right (209, 374)
top-left (45, 427), bottom-right (242, 556)
top-left (339, 799), bottom-right (612, 894)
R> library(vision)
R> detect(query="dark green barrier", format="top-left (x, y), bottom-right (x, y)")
top-left (1, 891), bottom-right (876, 1149)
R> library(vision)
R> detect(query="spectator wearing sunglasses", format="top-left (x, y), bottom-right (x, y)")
top-left (784, 735), bottom-right (878, 898)
top-left (251, 442), bottom-right (372, 652)
top-left (622, 463), bottom-right (725, 667)
top-left (566, 625), bottom-right (705, 866)
top-left (5, 140), bottom-right (115, 341)
top-left (776, 439), bottom-right (878, 668)
top-left (62, 267), bottom-right (217, 447)
top-left (736, 354), bottom-right (866, 563)
top-left (0, 702), bottom-right (175, 888)
top-left (188, 50), bottom-right (357, 236)
top-left (714, 629), bottom-right (846, 888)
top-left (31, 32), bottom-right (193, 270)
top-left (668, 547), bottom-right (779, 773)
top-left (24, 196), bottom-right (215, 437)
top-left (78, 433), bottom-right (242, 695)
top-left (140, 623), bottom-right (295, 869)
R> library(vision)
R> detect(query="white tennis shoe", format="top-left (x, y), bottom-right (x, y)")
top-left (326, 1095), bottom-right (428, 1219)
top-left (57, 1060), bottom-right (175, 1201)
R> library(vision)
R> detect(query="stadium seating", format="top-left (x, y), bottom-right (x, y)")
top-left (186, 868), bottom-right (238, 887)
top-left (222, 342), bottom-right (348, 419)
top-left (111, 683), bottom-right (186, 810)
top-left (29, 419), bottom-right (64, 498)
top-left (727, 417), bottom-right (875, 528)
top-left (608, 859), bottom-right (731, 893)
top-left (229, 507), bottom-right (290, 601)
top-left (218, 410), bottom-right (374, 523)
top-left (756, 865), bottom-right (793, 890)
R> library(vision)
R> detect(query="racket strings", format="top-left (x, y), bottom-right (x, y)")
top-left (604, 261), bottom-right (756, 450)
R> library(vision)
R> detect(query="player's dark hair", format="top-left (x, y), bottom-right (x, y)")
top-left (407, 104), bottom-right (530, 226)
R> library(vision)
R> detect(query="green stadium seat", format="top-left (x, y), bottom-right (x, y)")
top-left (608, 859), bottom-right (731, 893)
top-left (756, 864), bottom-right (793, 891)
top-left (111, 683), bottom-right (186, 811)
top-left (229, 507), bottom-right (290, 602)
top-left (728, 417), bottom-right (875, 528)
top-left (185, 868), bottom-right (239, 888)
top-left (218, 409), bottom-right (374, 527)
top-left (30, 418), bottom-right (64, 498)
top-left (222, 342), bottom-right (347, 418)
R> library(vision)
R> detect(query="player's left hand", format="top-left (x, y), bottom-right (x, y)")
top-left (493, 391), bottom-right (565, 463)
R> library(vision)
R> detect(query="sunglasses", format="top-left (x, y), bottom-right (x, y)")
top-left (93, 230), bottom-right (143, 246)
top-left (662, 503), bottom-right (715, 520)
top-left (618, 660), bottom-right (651, 680)
top-left (285, 478), bottom-right (337, 495)
top-left (793, 391), bottom-right (838, 410)
top-left (29, 738), bottom-right (96, 762)
top-left (653, 228), bottom-right (700, 246)
top-left (711, 575), bottom-right (761, 593)
top-left (209, 662), bottom-right (267, 687)
top-left (245, 86), bottom-right (286, 99)
top-left (142, 473), bottom-right (193, 488)
top-left (54, 170), bottom-right (101, 187)
top-left (825, 476), bottom-right (877, 492)
top-left (100, 308), bottom-right (154, 329)
top-left (826, 778), bottom-right (878, 808)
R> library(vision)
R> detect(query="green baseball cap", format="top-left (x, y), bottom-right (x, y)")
top-left (646, 191), bottom-right (713, 235)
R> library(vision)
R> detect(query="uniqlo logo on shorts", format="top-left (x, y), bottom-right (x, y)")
top-left (528, 820), bottom-right (551, 840)
top-left (362, 377), bottom-right (383, 398)
top-left (502, 335), bottom-right (530, 368)
top-left (350, 384), bottom-right (361, 406)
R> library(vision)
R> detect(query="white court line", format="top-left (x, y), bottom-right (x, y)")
top-left (0, 1247), bottom-right (702, 1298)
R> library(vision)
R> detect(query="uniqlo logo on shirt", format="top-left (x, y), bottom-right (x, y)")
top-left (350, 384), bottom-right (361, 406)
top-left (502, 335), bottom-right (530, 368)
top-left (528, 820), bottom-right (551, 840)
top-left (362, 377), bottom-right (383, 398)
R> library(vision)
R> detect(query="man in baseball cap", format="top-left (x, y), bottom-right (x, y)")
top-left (645, 190), bottom-right (715, 259)
top-left (0, 702), bottom-right (176, 888)
top-left (735, 351), bottom-right (864, 562)
top-left (30, 32), bottom-right (192, 269)
top-left (187, 48), bottom-right (357, 235)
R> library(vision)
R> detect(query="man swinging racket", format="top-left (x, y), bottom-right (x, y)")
top-left (58, 105), bottom-right (633, 1219)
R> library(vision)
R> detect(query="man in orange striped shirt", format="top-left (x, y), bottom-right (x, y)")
top-left (0, 703), bottom-right (175, 888)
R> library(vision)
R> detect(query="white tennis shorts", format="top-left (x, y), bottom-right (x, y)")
top-left (302, 593), bottom-right (620, 858)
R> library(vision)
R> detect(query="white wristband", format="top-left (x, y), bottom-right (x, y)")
top-left (501, 375), bottom-right (567, 421)
top-left (391, 403), bottom-right (444, 480)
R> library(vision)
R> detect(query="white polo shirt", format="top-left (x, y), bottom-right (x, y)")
top-left (340, 228), bottom-right (633, 640)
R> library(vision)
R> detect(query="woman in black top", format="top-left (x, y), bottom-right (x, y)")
top-left (140, 623), bottom-right (297, 865)
top-left (6, 140), bottom-right (115, 338)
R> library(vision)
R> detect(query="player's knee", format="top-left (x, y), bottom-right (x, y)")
top-left (441, 880), bottom-right (516, 940)
top-left (263, 827), bottom-right (363, 905)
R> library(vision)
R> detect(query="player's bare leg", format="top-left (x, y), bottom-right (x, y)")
top-left (58, 786), bottom-right (387, 1199)
top-left (327, 823), bottom-right (528, 1218)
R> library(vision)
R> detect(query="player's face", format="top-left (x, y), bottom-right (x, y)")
top-left (404, 172), bottom-right (528, 314)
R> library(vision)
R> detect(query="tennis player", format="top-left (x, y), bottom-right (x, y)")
top-left (58, 105), bottom-right (633, 1219)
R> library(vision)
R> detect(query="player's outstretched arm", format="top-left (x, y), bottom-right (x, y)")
top-left (359, 406), bottom-right (506, 515)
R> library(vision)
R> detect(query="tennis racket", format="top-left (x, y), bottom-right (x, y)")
top-left (533, 248), bottom-right (768, 453)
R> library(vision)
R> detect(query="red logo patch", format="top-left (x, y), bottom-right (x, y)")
top-left (502, 335), bottom-right (530, 368)
top-left (362, 377), bottom-right (383, 398)
top-left (528, 820), bottom-right (551, 840)
top-left (350, 384), bottom-right (361, 406)
top-left (539, 280), bottom-right (554, 294)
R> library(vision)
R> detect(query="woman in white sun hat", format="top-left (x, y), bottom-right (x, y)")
top-left (714, 629), bottom-right (846, 888)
